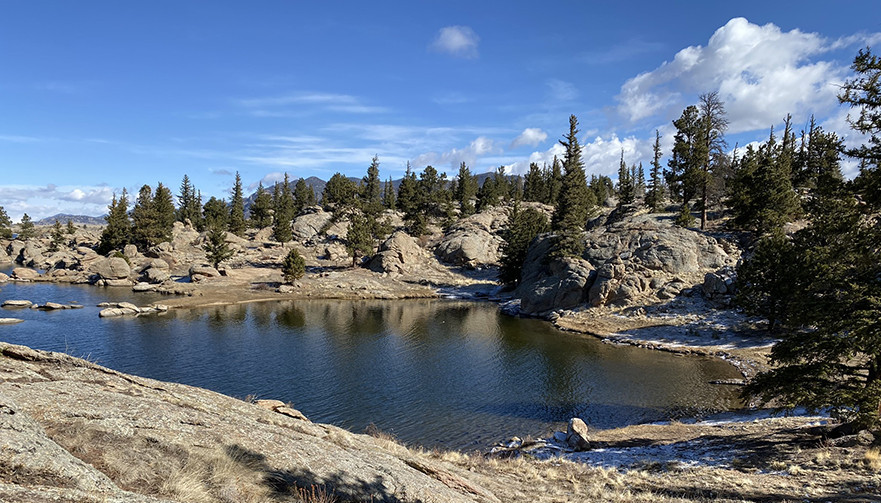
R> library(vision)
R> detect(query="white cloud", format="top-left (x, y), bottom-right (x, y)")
top-left (511, 128), bottom-right (548, 148)
top-left (0, 134), bottom-right (43, 143)
top-left (615, 17), bottom-right (881, 133)
top-left (430, 26), bottom-right (479, 59)
top-left (582, 134), bottom-right (651, 178)
top-left (0, 185), bottom-right (116, 221)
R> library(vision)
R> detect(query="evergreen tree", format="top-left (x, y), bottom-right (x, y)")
top-left (203, 196), bottom-right (229, 230)
top-left (48, 220), bottom-right (66, 252)
top-left (273, 174), bottom-right (295, 243)
top-left (130, 185), bottom-right (157, 249)
top-left (552, 115), bottom-right (594, 257)
top-left (645, 130), bottom-right (666, 212)
top-left (499, 203), bottom-right (549, 286)
top-left (0, 205), bottom-right (12, 239)
top-left (346, 212), bottom-right (374, 267)
top-left (281, 248), bottom-right (306, 283)
top-left (382, 177), bottom-right (396, 210)
top-left (204, 222), bottom-right (233, 269)
top-left (476, 175), bottom-right (500, 212)
top-left (728, 128), bottom-right (800, 234)
top-left (396, 162), bottom-right (418, 216)
top-left (667, 105), bottom-right (706, 223)
top-left (547, 157), bottom-right (563, 206)
top-left (361, 156), bottom-right (383, 216)
top-left (454, 162), bottom-right (478, 216)
top-left (229, 172), bottom-right (246, 235)
top-left (153, 183), bottom-right (176, 243)
top-left (322, 172), bottom-right (358, 214)
top-left (744, 49), bottom-right (881, 429)
top-left (735, 229), bottom-right (795, 333)
top-left (177, 174), bottom-right (202, 229)
top-left (250, 183), bottom-right (273, 228)
top-left (522, 162), bottom-right (547, 203)
top-left (17, 213), bottom-right (35, 240)
top-left (293, 178), bottom-right (316, 215)
top-left (635, 162), bottom-right (646, 200)
top-left (66, 219), bottom-right (76, 235)
top-left (616, 151), bottom-right (635, 211)
top-left (839, 48), bottom-right (881, 208)
top-left (97, 190), bottom-right (131, 254)
top-left (697, 91), bottom-right (729, 229)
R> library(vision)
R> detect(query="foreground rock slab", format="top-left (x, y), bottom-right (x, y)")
top-left (0, 343), bottom-right (498, 503)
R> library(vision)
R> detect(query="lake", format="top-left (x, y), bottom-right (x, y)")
top-left (0, 277), bottom-right (742, 450)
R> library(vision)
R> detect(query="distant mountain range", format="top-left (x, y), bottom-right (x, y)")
top-left (34, 214), bottom-right (106, 226)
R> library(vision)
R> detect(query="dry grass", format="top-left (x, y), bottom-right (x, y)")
top-left (865, 448), bottom-right (881, 471)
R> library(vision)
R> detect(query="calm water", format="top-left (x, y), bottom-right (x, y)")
top-left (0, 278), bottom-right (742, 449)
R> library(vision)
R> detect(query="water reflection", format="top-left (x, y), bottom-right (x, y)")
top-left (0, 281), bottom-right (742, 449)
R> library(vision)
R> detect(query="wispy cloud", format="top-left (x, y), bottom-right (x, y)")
top-left (237, 92), bottom-right (389, 116)
top-left (546, 79), bottom-right (578, 102)
top-left (430, 26), bottom-right (480, 59)
top-left (0, 134), bottom-right (43, 143)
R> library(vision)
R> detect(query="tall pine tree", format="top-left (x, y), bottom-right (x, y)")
top-left (552, 115), bottom-right (593, 257)
top-left (229, 172), bottom-right (246, 236)
top-left (97, 189), bottom-right (131, 254)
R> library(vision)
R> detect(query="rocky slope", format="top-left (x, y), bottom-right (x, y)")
top-left (0, 342), bottom-right (499, 502)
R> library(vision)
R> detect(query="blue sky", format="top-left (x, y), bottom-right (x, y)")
top-left (1, 1), bottom-right (880, 221)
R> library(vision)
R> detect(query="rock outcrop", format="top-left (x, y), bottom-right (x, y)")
top-left (435, 208), bottom-right (508, 268)
top-left (0, 343), bottom-right (498, 502)
top-left (368, 231), bottom-right (432, 276)
top-left (516, 213), bottom-right (739, 316)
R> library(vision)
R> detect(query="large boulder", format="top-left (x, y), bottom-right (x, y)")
top-left (292, 210), bottom-right (333, 242)
top-left (435, 208), bottom-right (509, 268)
top-left (89, 257), bottom-right (132, 280)
top-left (6, 240), bottom-right (26, 263)
top-left (515, 213), bottom-right (739, 314)
top-left (189, 265), bottom-right (220, 282)
top-left (11, 268), bottom-right (41, 281)
top-left (368, 231), bottom-right (430, 275)
top-left (516, 236), bottom-right (596, 316)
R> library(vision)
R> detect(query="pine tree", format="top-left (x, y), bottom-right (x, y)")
top-left (522, 162), bottom-right (547, 203)
top-left (177, 174), bottom-right (202, 228)
top-left (839, 48), bottom-right (881, 208)
top-left (204, 222), bottom-right (234, 269)
top-left (293, 178), bottom-right (316, 215)
top-left (130, 185), bottom-right (157, 249)
top-left (382, 177), bottom-right (396, 210)
top-left (250, 183), bottom-right (273, 228)
top-left (697, 91), bottom-right (728, 229)
top-left (153, 183), bottom-right (176, 244)
top-left (547, 157), bottom-right (563, 206)
top-left (476, 175), bottom-right (500, 212)
top-left (48, 220), bottom-right (66, 252)
top-left (97, 189), bottom-right (131, 254)
top-left (396, 162), bottom-right (418, 216)
top-left (552, 115), bottom-right (593, 257)
top-left (0, 205), bottom-right (12, 239)
top-left (454, 162), bottom-right (478, 216)
top-left (616, 151), bottom-right (635, 211)
top-left (744, 49), bottom-right (881, 429)
top-left (273, 174), bottom-right (295, 243)
top-left (281, 248), bottom-right (306, 283)
top-left (346, 212), bottom-right (374, 267)
top-left (17, 213), bottom-right (35, 240)
top-left (361, 156), bottom-right (383, 216)
top-left (323, 173), bottom-right (358, 214)
top-left (66, 219), bottom-right (76, 235)
top-left (667, 105), bottom-right (706, 224)
top-left (229, 172), bottom-right (246, 235)
top-left (203, 196), bottom-right (229, 231)
top-left (645, 130), bottom-right (665, 212)
top-left (499, 203), bottom-right (549, 286)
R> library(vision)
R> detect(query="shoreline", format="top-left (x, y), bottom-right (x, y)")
top-left (3, 261), bottom-right (772, 381)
